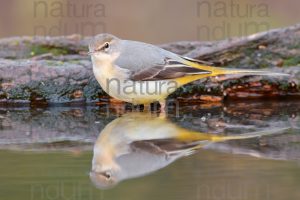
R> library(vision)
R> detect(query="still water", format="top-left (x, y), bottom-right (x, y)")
top-left (0, 101), bottom-right (299, 200)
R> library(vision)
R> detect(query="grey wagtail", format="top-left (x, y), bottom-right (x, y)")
top-left (88, 34), bottom-right (287, 109)
top-left (89, 112), bottom-right (288, 189)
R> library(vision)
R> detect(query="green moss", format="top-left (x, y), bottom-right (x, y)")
top-left (11, 40), bottom-right (20, 46)
top-left (244, 48), bottom-right (256, 56)
top-left (45, 60), bottom-right (64, 66)
top-left (29, 45), bottom-right (74, 57)
top-left (278, 82), bottom-right (290, 91)
top-left (283, 57), bottom-right (300, 66)
top-left (259, 61), bottom-right (270, 68)
top-left (287, 43), bottom-right (300, 49)
top-left (69, 60), bottom-right (81, 64)
top-left (8, 87), bottom-right (31, 100)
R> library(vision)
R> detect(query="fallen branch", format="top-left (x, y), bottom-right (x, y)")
top-left (0, 24), bottom-right (299, 105)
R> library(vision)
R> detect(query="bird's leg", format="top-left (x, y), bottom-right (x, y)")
top-left (143, 104), bottom-right (151, 112)
top-left (115, 104), bottom-right (126, 116)
top-left (159, 100), bottom-right (166, 113)
top-left (132, 104), bottom-right (142, 112)
top-left (150, 102), bottom-right (158, 112)
top-left (109, 98), bottom-right (126, 115)
top-left (131, 99), bottom-right (143, 112)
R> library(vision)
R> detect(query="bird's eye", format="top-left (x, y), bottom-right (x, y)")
top-left (95, 42), bottom-right (110, 52)
top-left (103, 171), bottom-right (111, 180)
top-left (104, 42), bottom-right (109, 49)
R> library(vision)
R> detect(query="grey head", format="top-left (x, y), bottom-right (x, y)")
top-left (88, 33), bottom-right (122, 58)
top-left (89, 170), bottom-right (118, 190)
top-left (89, 148), bottom-right (177, 190)
top-left (89, 140), bottom-right (197, 190)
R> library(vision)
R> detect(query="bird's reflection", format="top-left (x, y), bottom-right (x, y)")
top-left (90, 112), bottom-right (287, 189)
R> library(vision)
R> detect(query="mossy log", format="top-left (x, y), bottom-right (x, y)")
top-left (0, 25), bottom-right (300, 105)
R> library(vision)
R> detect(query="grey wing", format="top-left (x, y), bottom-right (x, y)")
top-left (131, 139), bottom-right (202, 157)
top-left (131, 57), bottom-right (211, 81)
top-left (115, 40), bottom-right (211, 81)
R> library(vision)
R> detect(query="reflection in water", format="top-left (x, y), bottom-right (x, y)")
top-left (0, 102), bottom-right (299, 200)
top-left (90, 112), bottom-right (289, 189)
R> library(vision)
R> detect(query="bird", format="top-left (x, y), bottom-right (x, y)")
top-left (88, 34), bottom-right (288, 110)
top-left (89, 112), bottom-right (286, 189)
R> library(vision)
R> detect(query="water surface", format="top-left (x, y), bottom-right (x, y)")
top-left (0, 101), bottom-right (299, 200)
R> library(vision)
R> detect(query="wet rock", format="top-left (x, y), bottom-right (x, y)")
top-left (0, 107), bottom-right (115, 149)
